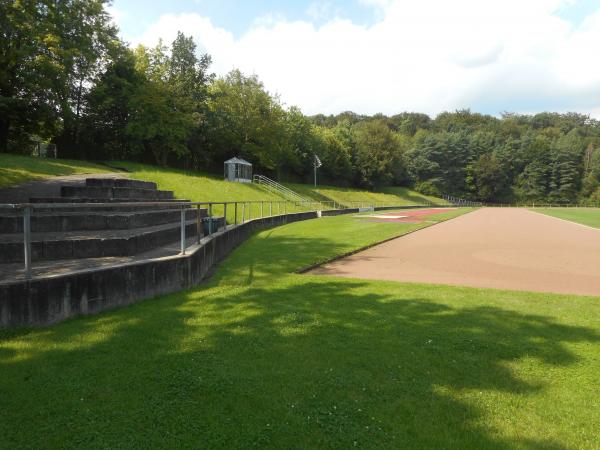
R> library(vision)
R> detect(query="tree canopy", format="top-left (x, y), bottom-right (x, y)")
top-left (2, 2), bottom-right (600, 204)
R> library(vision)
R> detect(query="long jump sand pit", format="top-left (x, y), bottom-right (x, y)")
top-left (311, 208), bottom-right (600, 296)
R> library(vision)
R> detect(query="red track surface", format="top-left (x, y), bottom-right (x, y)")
top-left (313, 208), bottom-right (600, 296)
top-left (363, 208), bottom-right (457, 223)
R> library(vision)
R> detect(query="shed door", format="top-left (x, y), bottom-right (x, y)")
top-left (228, 164), bottom-right (236, 181)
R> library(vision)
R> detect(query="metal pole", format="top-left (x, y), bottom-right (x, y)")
top-left (208, 203), bottom-right (213, 234)
top-left (241, 202), bottom-right (245, 223)
top-left (180, 206), bottom-right (186, 255)
top-left (223, 203), bottom-right (227, 229)
top-left (23, 206), bottom-right (32, 279)
top-left (196, 204), bottom-right (202, 243)
top-left (234, 202), bottom-right (238, 225)
top-left (248, 202), bottom-right (251, 221)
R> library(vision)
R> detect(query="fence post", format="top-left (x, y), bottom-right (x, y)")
top-left (223, 203), bottom-right (227, 230)
top-left (23, 206), bottom-right (32, 279)
top-left (234, 202), bottom-right (238, 225)
top-left (248, 202), bottom-right (251, 221)
top-left (241, 202), bottom-right (245, 223)
top-left (196, 204), bottom-right (202, 243)
top-left (208, 203), bottom-right (213, 234)
top-left (180, 205), bottom-right (186, 255)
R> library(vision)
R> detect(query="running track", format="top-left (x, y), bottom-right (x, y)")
top-left (311, 208), bottom-right (600, 296)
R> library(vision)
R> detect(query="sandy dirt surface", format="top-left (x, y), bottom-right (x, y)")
top-left (310, 208), bottom-right (600, 296)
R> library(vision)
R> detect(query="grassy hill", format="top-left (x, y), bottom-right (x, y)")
top-left (286, 182), bottom-right (447, 207)
top-left (0, 153), bottom-right (111, 188)
top-left (0, 155), bottom-right (446, 213)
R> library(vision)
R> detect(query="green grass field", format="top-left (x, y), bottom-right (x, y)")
top-left (533, 207), bottom-right (600, 229)
top-left (0, 155), bottom-right (445, 216)
top-left (285, 182), bottom-right (446, 207)
top-left (111, 161), bottom-right (445, 222)
top-left (0, 153), bottom-right (111, 188)
top-left (3, 207), bottom-right (600, 449)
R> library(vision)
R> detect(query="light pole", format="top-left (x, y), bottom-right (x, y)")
top-left (313, 154), bottom-right (322, 187)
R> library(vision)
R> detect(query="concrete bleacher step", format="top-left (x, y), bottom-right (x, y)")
top-left (0, 208), bottom-right (207, 233)
top-left (61, 186), bottom-right (174, 200)
top-left (27, 198), bottom-right (190, 214)
top-left (0, 216), bottom-right (225, 263)
top-left (0, 176), bottom-right (220, 263)
top-left (85, 178), bottom-right (157, 190)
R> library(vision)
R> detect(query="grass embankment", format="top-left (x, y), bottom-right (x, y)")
top-left (0, 153), bottom-right (111, 188)
top-left (286, 182), bottom-right (446, 207)
top-left (3, 207), bottom-right (600, 448)
top-left (112, 161), bottom-right (446, 222)
top-left (111, 161), bottom-right (294, 223)
top-left (534, 207), bottom-right (600, 229)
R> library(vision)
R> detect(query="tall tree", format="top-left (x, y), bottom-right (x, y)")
top-left (47, 0), bottom-right (118, 157)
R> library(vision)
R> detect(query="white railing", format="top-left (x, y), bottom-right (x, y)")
top-left (253, 175), bottom-right (309, 203)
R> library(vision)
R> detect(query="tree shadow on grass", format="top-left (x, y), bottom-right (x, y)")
top-left (1, 277), bottom-right (599, 449)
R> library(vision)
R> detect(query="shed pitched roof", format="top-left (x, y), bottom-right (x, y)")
top-left (224, 157), bottom-right (252, 166)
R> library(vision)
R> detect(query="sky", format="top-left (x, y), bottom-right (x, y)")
top-left (110, 0), bottom-right (600, 118)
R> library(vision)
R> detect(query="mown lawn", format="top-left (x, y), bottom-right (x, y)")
top-left (0, 153), bottom-right (111, 188)
top-left (286, 182), bottom-right (446, 207)
top-left (110, 161), bottom-right (446, 223)
top-left (2, 208), bottom-right (600, 449)
top-left (534, 207), bottom-right (600, 229)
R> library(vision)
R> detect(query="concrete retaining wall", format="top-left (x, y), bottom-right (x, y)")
top-left (0, 211), bottom-right (316, 327)
top-left (0, 206), bottom-right (428, 328)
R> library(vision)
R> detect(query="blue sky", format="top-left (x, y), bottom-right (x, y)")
top-left (110, 0), bottom-right (600, 117)
top-left (113, 0), bottom-right (381, 41)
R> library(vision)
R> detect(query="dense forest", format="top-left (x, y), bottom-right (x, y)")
top-left (2, 1), bottom-right (600, 204)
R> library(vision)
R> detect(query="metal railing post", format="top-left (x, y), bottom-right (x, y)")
top-left (234, 202), bottom-right (238, 225)
top-left (248, 202), bottom-right (251, 221)
top-left (196, 204), bottom-right (202, 243)
top-left (23, 206), bottom-right (32, 279)
top-left (208, 203), bottom-right (213, 234)
top-left (180, 205), bottom-right (186, 255)
top-left (241, 202), bottom-right (245, 223)
top-left (223, 203), bottom-right (227, 229)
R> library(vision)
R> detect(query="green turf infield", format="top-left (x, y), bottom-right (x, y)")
top-left (533, 207), bottom-right (600, 229)
top-left (2, 207), bottom-right (600, 449)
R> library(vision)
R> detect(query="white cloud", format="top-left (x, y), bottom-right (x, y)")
top-left (127, 0), bottom-right (600, 117)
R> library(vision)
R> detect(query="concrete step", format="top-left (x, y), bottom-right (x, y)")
top-left (0, 216), bottom-right (225, 263)
top-left (85, 178), bottom-right (157, 190)
top-left (28, 198), bottom-right (190, 213)
top-left (60, 186), bottom-right (174, 200)
top-left (0, 208), bottom-right (207, 233)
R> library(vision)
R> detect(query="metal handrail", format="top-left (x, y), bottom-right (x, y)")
top-left (1, 199), bottom-right (451, 280)
top-left (253, 175), bottom-right (309, 202)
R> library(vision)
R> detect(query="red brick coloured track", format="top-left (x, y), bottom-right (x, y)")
top-left (359, 208), bottom-right (457, 223)
top-left (311, 208), bottom-right (600, 296)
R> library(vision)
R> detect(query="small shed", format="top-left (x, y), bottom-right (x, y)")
top-left (224, 157), bottom-right (253, 183)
